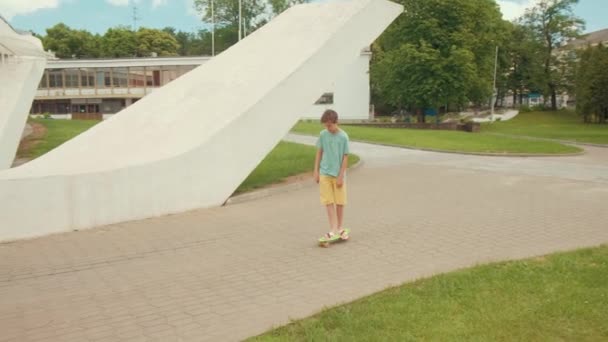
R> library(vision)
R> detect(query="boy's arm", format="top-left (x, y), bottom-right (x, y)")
top-left (337, 154), bottom-right (348, 185)
top-left (314, 149), bottom-right (323, 183)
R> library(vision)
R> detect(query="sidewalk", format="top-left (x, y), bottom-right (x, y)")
top-left (1, 139), bottom-right (607, 341)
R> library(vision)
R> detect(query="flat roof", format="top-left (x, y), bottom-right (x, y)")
top-left (47, 56), bottom-right (213, 68)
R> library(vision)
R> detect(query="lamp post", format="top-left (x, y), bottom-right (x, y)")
top-left (491, 45), bottom-right (498, 120)
top-left (238, 0), bottom-right (242, 41)
top-left (211, 0), bottom-right (215, 56)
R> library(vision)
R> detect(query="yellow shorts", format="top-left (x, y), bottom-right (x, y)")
top-left (319, 175), bottom-right (347, 205)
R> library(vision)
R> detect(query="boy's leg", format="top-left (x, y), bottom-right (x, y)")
top-left (335, 180), bottom-right (347, 233)
top-left (326, 204), bottom-right (338, 232)
top-left (336, 205), bottom-right (344, 230)
top-left (320, 176), bottom-right (339, 234)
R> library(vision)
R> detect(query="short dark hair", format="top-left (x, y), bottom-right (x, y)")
top-left (320, 109), bottom-right (338, 123)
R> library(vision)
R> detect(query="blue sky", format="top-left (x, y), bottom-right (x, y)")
top-left (2, 0), bottom-right (606, 35)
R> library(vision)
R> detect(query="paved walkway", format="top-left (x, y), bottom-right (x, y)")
top-left (1, 135), bottom-right (608, 341)
top-left (472, 109), bottom-right (519, 123)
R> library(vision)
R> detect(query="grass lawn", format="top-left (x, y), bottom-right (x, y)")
top-left (24, 118), bottom-right (100, 159)
top-left (20, 119), bottom-right (359, 193)
top-left (249, 245), bottom-right (608, 341)
top-left (292, 122), bottom-right (581, 154)
top-left (483, 110), bottom-right (608, 144)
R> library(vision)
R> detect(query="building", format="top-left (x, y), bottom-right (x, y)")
top-left (32, 56), bottom-right (208, 120)
top-left (31, 51), bottom-right (373, 121)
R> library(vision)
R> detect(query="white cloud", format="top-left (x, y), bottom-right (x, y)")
top-left (0, 0), bottom-right (60, 20)
top-left (186, 0), bottom-right (199, 17)
top-left (106, 0), bottom-right (130, 6)
top-left (497, 0), bottom-right (541, 21)
top-left (152, 0), bottom-right (167, 9)
top-left (106, 0), bottom-right (167, 9)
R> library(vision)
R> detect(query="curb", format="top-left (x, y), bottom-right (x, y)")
top-left (486, 133), bottom-right (608, 149)
top-left (352, 139), bottom-right (586, 157)
top-left (290, 133), bottom-right (586, 158)
top-left (224, 159), bottom-right (364, 206)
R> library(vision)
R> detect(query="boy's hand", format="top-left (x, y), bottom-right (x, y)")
top-left (314, 171), bottom-right (320, 183)
top-left (336, 176), bottom-right (344, 188)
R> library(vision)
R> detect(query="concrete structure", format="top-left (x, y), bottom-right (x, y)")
top-left (0, 15), bottom-right (47, 170)
top-left (0, 0), bottom-right (403, 242)
top-left (32, 50), bottom-right (372, 121)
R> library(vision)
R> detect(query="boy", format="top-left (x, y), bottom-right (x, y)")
top-left (314, 109), bottom-right (350, 240)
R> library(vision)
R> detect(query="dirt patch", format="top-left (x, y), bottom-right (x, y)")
top-left (15, 121), bottom-right (47, 161)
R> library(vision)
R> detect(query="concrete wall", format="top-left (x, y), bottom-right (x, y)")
top-left (0, 0), bottom-right (403, 242)
top-left (0, 18), bottom-right (47, 169)
top-left (303, 51), bottom-right (372, 121)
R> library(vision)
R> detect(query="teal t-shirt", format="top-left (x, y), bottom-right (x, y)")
top-left (316, 129), bottom-right (350, 177)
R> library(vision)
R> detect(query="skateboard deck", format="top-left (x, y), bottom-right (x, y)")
top-left (318, 228), bottom-right (350, 247)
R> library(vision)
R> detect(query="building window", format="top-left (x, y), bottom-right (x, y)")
top-left (80, 68), bottom-right (95, 88)
top-left (129, 67), bottom-right (146, 87)
top-left (48, 69), bottom-right (64, 88)
top-left (113, 67), bottom-right (128, 87)
top-left (315, 93), bottom-right (334, 105)
top-left (38, 72), bottom-right (48, 89)
top-left (65, 69), bottom-right (80, 88)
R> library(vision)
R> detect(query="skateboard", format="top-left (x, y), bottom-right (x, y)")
top-left (318, 228), bottom-right (350, 247)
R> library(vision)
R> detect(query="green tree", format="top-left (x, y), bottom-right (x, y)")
top-left (136, 28), bottom-right (180, 56)
top-left (101, 27), bottom-right (137, 57)
top-left (504, 21), bottom-right (545, 106)
top-left (193, 0), bottom-right (266, 37)
top-left (42, 23), bottom-right (100, 58)
top-left (372, 0), bottom-right (508, 117)
top-left (521, 0), bottom-right (584, 110)
top-left (267, 0), bottom-right (308, 16)
top-left (576, 44), bottom-right (608, 123)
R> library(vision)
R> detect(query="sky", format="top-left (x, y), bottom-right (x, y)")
top-left (2, 0), bottom-right (606, 36)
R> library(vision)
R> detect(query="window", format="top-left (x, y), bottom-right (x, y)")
top-left (315, 93), bottom-right (334, 105)
top-left (65, 69), bottom-right (79, 88)
top-left (48, 69), bottom-right (63, 88)
top-left (113, 67), bottom-right (128, 87)
top-left (80, 68), bottom-right (95, 88)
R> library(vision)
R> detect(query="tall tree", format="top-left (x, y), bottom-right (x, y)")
top-left (101, 27), bottom-right (137, 58)
top-left (193, 0), bottom-right (266, 39)
top-left (504, 21), bottom-right (545, 106)
top-left (521, 0), bottom-right (584, 110)
top-left (267, 0), bottom-right (308, 16)
top-left (576, 44), bottom-right (608, 123)
top-left (42, 23), bottom-right (100, 58)
top-left (136, 28), bottom-right (180, 56)
top-left (372, 0), bottom-right (508, 117)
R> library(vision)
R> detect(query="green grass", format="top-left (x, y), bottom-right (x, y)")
top-left (26, 118), bottom-right (100, 158)
top-left (292, 122), bottom-right (581, 154)
top-left (25, 119), bottom-right (359, 193)
top-left (249, 245), bottom-right (608, 341)
top-left (236, 141), bottom-right (359, 193)
top-left (483, 110), bottom-right (608, 144)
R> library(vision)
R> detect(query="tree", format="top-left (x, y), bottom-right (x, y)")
top-left (193, 0), bottom-right (266, 37)
top-left (267, 0), bottom-right (308, 16)
top-left (136, 28), bottom-right (180, 57)
top-left (576, 44), bottom-right (608, 123)
top-left (521, 0), bottom-right (584, 110)
top-left (42, 23), bottom-right (100, 58)
top-left (373, 43), bottom-right (475, 122)
top-left (101, 27), bottom-right (137, 58)
top-left (504, 21), bottom-right (545, 106)
top-left (372, 0), bottom-right (508, 117)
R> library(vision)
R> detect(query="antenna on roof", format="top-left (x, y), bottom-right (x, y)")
top-left (132, 5), bottom-right (141, 30)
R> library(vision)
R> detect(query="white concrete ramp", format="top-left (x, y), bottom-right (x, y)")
top-left (0, 17), bottom-right (47, 170)
top-left (0, 0), bottom-right (403, 241)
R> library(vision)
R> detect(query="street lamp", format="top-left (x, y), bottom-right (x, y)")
top-left (211, 0), bottom-right (215, 56)
top-left (238, 0), bottom-right (242, 41)
top-left (491, 45), bottom-right (498, 120)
